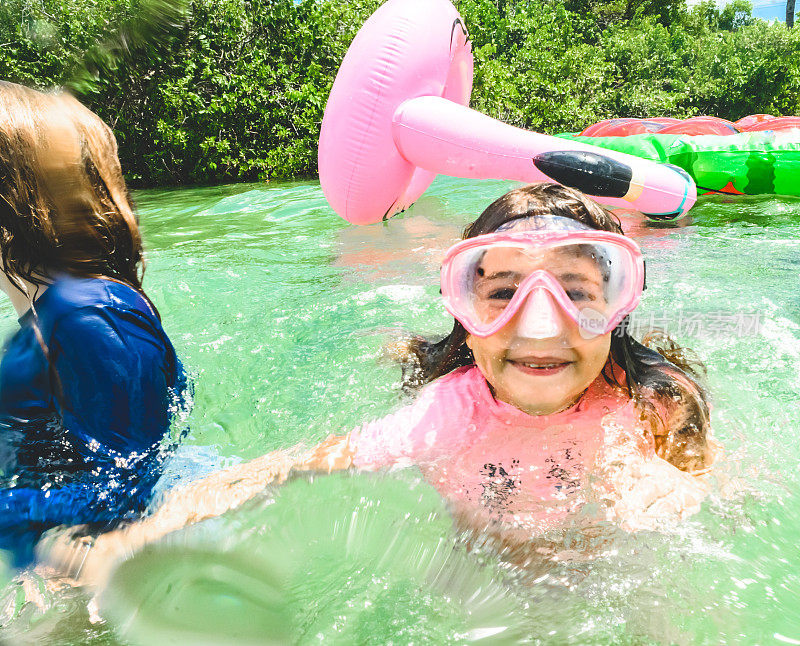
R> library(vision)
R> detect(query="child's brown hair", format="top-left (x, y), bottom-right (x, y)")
top-left (0, 81), bottom-right (147, 301)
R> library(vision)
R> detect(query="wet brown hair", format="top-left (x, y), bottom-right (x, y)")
top-left (0, 81), bottom-right (148, 301)
top-left (398, 183), bottom-right (712, 472)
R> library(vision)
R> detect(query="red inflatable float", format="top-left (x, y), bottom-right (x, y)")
top-left (579, 115), bottom-right (800, 138)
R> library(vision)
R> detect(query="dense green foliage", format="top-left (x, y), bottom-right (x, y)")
top-left (1, 0), bottom-right (799, 186)
top-left (464, 0), bottom-right (800, 132)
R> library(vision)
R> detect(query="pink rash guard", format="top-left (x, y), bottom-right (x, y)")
top-left (350, 365), bottom-right (657, 533)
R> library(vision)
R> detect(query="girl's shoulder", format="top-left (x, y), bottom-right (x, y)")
top-left (44, 274), bottom-right (150, 315)
top-left (419, 364), bottom-right (497, 412)
top-left (396, 365), bottom-right (481, 419)
top-left (428, 364), bottom-right (481, 390)
top-left (350, 366), bottom-right (487, 468)
top-left (32, 275), bottom-right (158, 337)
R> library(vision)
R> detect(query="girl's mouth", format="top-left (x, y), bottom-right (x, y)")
top-left (509, 358), bottom-right (571, 376)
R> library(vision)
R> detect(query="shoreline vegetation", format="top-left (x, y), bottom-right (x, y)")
top-left (2, 0), bottom-right (799, 188)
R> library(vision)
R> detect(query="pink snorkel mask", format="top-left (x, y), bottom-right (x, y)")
top-left (440, 215), bottom-right (645, 344)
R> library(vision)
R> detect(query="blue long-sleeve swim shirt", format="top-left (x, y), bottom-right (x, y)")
top-left (0, 274), bottom-right (189, 566)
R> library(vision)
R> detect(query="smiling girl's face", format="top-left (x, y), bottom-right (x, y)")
top-left (465, 244), bottom-right (612, 416)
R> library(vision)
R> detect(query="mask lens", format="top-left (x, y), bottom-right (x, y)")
top-left (448, 245), bottom-right (522, 327)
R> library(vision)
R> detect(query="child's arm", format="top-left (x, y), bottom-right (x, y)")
top-left (43, 384), bottom-right (445, 585)
top-left (40, 435), bottom-right (356, 587)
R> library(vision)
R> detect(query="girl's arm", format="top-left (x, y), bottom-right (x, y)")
top-left (40, 435), bottom-right (356, 586)
top-left (44, 385), bottom-right (440, 584)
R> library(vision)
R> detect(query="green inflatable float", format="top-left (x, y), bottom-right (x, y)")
top-left (558, 131), bottom-right (800, 196)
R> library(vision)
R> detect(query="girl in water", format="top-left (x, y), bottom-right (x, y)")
top-left (303, 182), bottom-right (715, 539)
top-left (48, 183), bottom-right (716, 581)
top-left (0, 82), bottom-right (189, 567)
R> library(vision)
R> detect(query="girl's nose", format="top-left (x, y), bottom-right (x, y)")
top-left (514, 288), bottom-right (567, 339)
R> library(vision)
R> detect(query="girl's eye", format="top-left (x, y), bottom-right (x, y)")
top-left (566, 289), bottom-right (594, 302)
top-left (488, 287), bottom-right (516, 301)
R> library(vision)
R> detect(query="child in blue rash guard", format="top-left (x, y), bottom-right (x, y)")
top-left (0, 82), bottom-right (189, 567)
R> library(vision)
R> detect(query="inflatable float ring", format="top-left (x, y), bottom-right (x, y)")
top-left (319, 0), bottom-right (696, 224)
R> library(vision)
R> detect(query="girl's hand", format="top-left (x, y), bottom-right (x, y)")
top-left (612, 456), bottom-right (710, 531)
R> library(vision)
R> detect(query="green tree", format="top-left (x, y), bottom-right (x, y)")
top-left (1, 0), bottom-right (798, 186)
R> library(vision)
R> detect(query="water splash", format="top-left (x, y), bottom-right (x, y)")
top-left (98, 471), bottom-right (532, 644)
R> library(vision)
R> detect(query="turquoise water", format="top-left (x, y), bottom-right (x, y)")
top-left (1, 178), bottom-right (800, 644)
